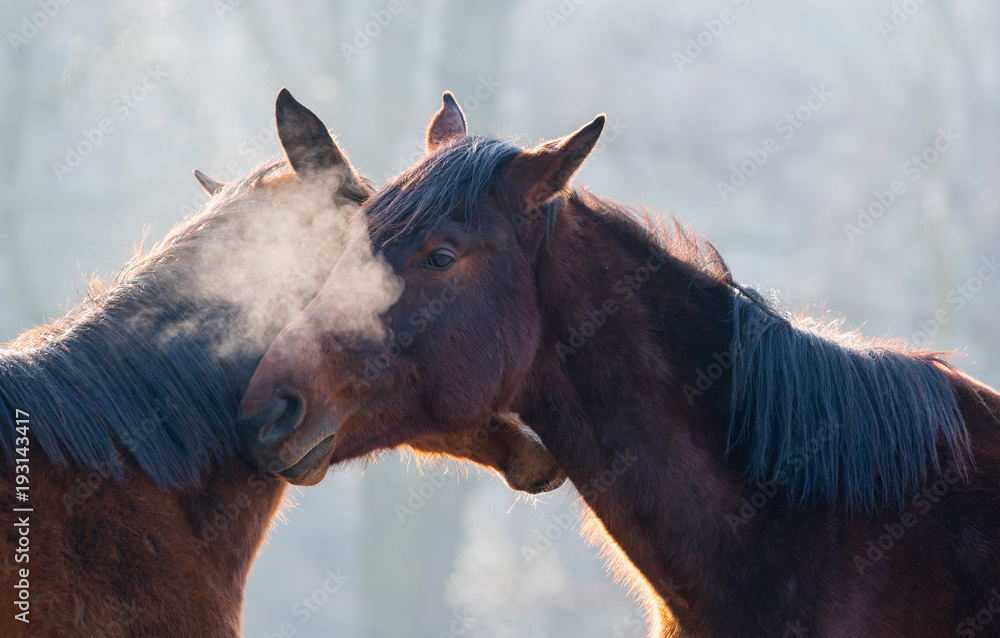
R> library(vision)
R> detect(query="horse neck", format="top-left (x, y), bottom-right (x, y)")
top-left (520, 193), bottom-right (748, 625)
top-left (0, 288), bottom-right (286, 616)
top-left (179, 460), bottom-right (286, 610)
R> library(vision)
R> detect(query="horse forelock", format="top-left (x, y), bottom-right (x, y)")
top-left (364, 136), bottom-right (523, 247)
top-left (726, 291), bottom-right (972, 512)
top-left (0, 157), bottom-right (305, 489)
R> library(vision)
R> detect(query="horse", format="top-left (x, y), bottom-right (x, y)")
top-left (238, 92), bottom-right (1000, 637)
top-left (0, 89), bottom-right (563, 638)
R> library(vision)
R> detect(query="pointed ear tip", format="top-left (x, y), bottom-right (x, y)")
top-left (192, 168), bottom-right (203, 177)
top-left (276, 88), bottom-right (298, 112)
top-left (442, 91), bottom-right (457, 104)
top-left (592, 114), bottom-right (607, 128)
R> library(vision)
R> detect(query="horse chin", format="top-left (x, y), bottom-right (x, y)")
top-left (500, 444), bottom-right (567, 494)
top-left (278, 435), bottom-right (337, 486)
top-left (509, 469), bottom-right (567, 494)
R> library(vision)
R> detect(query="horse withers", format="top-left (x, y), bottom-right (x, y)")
top-left (239, 92), bottom-right (1000, 637)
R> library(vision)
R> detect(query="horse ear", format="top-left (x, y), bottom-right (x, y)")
top-left (426, 91), bottom-right (467, 152)
top-left (193, 169), bottom-right (225, 196)
top-left (507, 115), bottom-right (605, 210)
top-left (275, 88), bottom-right (370, 199)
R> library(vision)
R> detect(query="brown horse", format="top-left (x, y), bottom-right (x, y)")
top-left (240, 93), bottom-right (1000, 637)
top-left (0, 90), bottom-right (562, 637)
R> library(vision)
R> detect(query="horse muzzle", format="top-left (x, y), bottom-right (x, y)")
top-left (236, 391), bottom-right (340, 486)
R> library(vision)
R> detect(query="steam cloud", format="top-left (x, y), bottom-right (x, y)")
top-left (147, 169), bottom-right (402, 366)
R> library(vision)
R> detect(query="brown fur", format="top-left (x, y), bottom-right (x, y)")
top-left (0, 90), bottom-right (567, 637)
top-left (241, 99), bottom-right (1000, 637)
top-left (0, 164), bottom-right (297, 636)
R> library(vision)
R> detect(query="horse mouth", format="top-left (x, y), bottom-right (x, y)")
top-left (500, 460), bottom-right (568, 494)
top-left (278, 435), bottom-right (338, 486)
top-left (237, 401), bottom-right (342, 485)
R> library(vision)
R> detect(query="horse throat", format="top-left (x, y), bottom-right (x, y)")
top-left (517, 194), bottom-right (747, 632)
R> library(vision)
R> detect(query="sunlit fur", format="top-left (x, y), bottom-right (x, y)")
top-left (0, 158), bottom-right (322, 637)
top-left (0, 160), bottom-right (332, 488)
top-left (362, 135), bottom-right (974, 516)
top-left (327, 127), bottom-right (1000, 636)
top-left (580, 508), bottom-right (680, 638)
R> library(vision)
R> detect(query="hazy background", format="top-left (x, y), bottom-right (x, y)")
top-left (2, 1), bottom-right (998, 636)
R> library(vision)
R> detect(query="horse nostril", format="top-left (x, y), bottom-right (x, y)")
top-left (256, 392), bottom-right (306, 446)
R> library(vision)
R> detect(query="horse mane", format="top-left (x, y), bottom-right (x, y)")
top-left (559, 189), bottom-right (971, 512)
top-left (365, 135), bottom-right (523, 246)
top-left (0, 158), bottom-right (295, 489)
top-left (726, 290), bottom-right (972, 511)
top-left (551, 188), bottom-right (972, 512)
top-left (569, 189), bottom-right (734, 286)
top-left (364, 132), bottom-right (972, 512)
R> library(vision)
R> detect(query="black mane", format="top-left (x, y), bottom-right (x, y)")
top-left (365, 136), bottom-right (522, 246)
top-left (361, 130), bottom-right (973, 513)
top-left (727, 290), bottom-right (971, 511)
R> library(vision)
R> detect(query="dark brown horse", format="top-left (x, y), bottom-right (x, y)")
top-left (0, 90), bottom-right (562, 637)
top-left (240, 93), bottom-right (1000, 637)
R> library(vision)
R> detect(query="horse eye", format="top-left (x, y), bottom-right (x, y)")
top-left (423, 250), bottom-right (456, 270)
